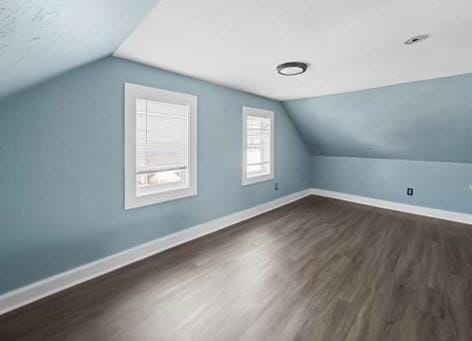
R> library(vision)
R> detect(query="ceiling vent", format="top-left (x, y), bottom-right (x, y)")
top-left (404, 34), bottom-right (429, 45)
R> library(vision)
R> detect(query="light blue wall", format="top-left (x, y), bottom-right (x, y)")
top-left (285, 74), bottom-right (472, 216)
top-left (312, 156), bottom-right (472, 214)
top-left (2, 53), bottom-right (471, 296)
top-left (0, 0), bottom-right (158, 99)
top-left (283, 74), bottom-right (472, 163)
top-left (0, 57), bottom-right (311, 294)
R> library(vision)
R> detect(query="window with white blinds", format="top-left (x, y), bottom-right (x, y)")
top-left (136, 99), bottom-right (189, 197)
top-left (125, 84), bottom-right (197, 209)
top-left (242, 107), bottom-right (274, 185)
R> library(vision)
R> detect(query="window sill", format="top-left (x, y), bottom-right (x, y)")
top-left (241, 174), bottom-right (274, 186)
top-left (125, 187), bottom-right (197, 210)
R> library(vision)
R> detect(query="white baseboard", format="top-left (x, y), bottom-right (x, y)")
top-left (0, 189), bottom-right (310, 316)
top-left (2, 187), bottom-right (469, 315)
top-left (310, 188), bottom-right (472, 225)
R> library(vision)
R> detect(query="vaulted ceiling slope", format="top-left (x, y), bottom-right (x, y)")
top-left (283, 74), bottom-right (472, 163)
top-left (0, 0), bottom-right (158, 99)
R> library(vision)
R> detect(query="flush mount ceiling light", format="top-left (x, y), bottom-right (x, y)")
top-left (276, 62), bottom-right (308, 76)
top-left (404, 34), bottom-right (429, 45)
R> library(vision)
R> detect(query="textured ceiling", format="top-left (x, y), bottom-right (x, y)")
top-left (283, 74), bottom-right (472, 163)
top-left (0, 0), bottom-right (158, 99)
top-left (115, 0), bottom-right (472, 100)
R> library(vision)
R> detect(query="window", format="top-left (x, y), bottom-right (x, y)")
top-left (125, 83), bottom-right (197, 209)
top-left (242, 106), bottom-right (274, 185)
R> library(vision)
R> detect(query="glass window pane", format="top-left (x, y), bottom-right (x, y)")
top-left (246, 115), bottom-right (271, 178)
top-left (136, 99), bottom-right (190, 197)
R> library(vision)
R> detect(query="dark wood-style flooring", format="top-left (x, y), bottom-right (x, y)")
top-left (1, 196), bottom-right (472, 340)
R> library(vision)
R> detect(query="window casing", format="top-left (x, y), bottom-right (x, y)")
top-left (242, 106), bottom-right (274, 185)
top-left (125, 83), bottom-right (197, 209)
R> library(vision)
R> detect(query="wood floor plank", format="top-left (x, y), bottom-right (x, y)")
top-left (1, 196), bottom-right (471, 340)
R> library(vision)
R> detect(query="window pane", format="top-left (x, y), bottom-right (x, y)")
top-left (247, 163), bottom-right (270, 176)
top-left (246, 115), bottom-right (271, 178)
top-left (136, 98), bottom-right (189, 197)
top-left (136, 169), bottom-right (187, 197)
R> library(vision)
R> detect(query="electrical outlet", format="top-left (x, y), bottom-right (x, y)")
top-left (407, 188), bottom-right (413, 196)
top-left (469, 184), bottom-right (472, 192)
top-left (275, 183), bottom-right (279, 191)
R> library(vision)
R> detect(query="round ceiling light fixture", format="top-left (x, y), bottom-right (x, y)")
top-left (276, 62), bottom-right (308, 76)
top-left (404, 34), bottom-right (429, 45)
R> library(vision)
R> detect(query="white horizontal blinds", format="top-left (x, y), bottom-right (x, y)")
top-left (136, 98), bottom-right (189, 197)
top-left (246, 115), bottom-right (271, 178)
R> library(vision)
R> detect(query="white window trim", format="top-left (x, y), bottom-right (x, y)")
top-left (242, 106), bottom-right (275, 186)
top-left (124, 83), bottom-right (197, 209)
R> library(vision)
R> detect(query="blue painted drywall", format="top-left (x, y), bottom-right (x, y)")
top-left (0, 0), bottom-right (158, 99)
top-left (312, 156), bottom-right (472, 214)
top-left (285, 74), bottom-right (472, 215)
top-left (0, 57), bottom-right (311, 294)
top-left (283, 74), bottom-right (472, 163)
